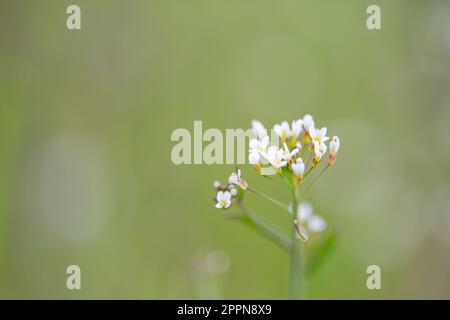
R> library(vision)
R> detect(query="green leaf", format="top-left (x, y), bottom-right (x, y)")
top-left (305, 232), bottom-right (338, 277)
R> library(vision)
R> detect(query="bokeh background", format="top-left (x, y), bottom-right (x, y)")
top-left (1, 0), bottom-right (450, 299)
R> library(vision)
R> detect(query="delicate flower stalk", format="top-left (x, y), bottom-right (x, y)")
top-left (247, 185), bottom-right (289, 211)
top-left (212, 115), bottom-right (341, 299)
top-left (289, 187), bottom-right (303, 299)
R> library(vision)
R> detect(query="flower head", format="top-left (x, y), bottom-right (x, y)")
top-left (249, 135), bottom-right (269, 153)
top-left (228, 169), bottom-right (248, 189)
top-left (282, 143), bottom-right (299, 161)
top-left (215, 191), bottom-right (232, 209)
top-left (248, 149), bottom-right (261, 165)
top-left (297, 202), bottom-right (313, 222)
top-left (252, 120), bottom-right (267, 140)
top-left (266, 146), bottom-right (288, 169)
top-left (213, 180), bottom-right (222, 190)
top-left (302, 114), bottom-right (315, 133)
top-left (273, 121), bottom-right (292, 141)
top-left (312, 141), bottom-right (327, 167)
top-left (328, 136), bottom-right (340, 165)
top-left (310, 127), bottom-right (329, 145)
top-left (292, 158), bottom-right (305, 184)
top-left (291, 119), bottom-right (303, 137)
top-left (307, 215), bottom-right (327, 233)
top-left (295, 202), bottom-right (327, 239)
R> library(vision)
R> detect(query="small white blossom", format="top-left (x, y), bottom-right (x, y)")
top-left (282, 143), bottom-right (299, 161)
top-left (313, 141), bottom-right (327, 159)
top-left (291, 119), bottom-right (303, 136)
top-left (213, 181), bottom-right (221, 189)
top-left (310, 127), bottom-right (329, 145)
top-left (292, 158), bottom-right (305, 177)
top-left (302, 114), bottom-right (315, 133)
top-left (228, 169), bottom-right (248, 189)
top-left (252, 120), bottom-right (267, 140)
top-left (249, 135), bottom-right (269, 153)
top-left (229, 187), bottom-right (238, 197)
top-left (215, 191), bottom-right (232, 209)
top-left (273, 121), bottom-right (292, 140)
top-left (266, 146), bottom-right (288, 169)
top-left (297, 202), bottom-right (313, 222)
top-left (328, 136), bottom-right (340, 165)
top-left (307, 215), bottom-right (327, 233)
top-left (248, 149), bottom-right (260, 165)
top-left (329, 136), bottom-right (340, 156)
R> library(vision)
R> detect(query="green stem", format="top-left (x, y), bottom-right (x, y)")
top-left (289, 187), bottom-right (304, 299)
top-left (304, 164), bottom-right (330, 195)
top-left (247, 186), bottom-right (289, 212)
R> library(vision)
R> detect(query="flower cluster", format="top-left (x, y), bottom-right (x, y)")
top-left (249, 115), bottom-right (340, 178)
top-left (213, 169), bottom-right (247, 209)
top-left (212, 115), bottom-right (340, 242)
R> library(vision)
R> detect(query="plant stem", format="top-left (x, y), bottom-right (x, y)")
top-left (289, 187), bottom-right (304, 299)
top-left (247, 186), bottom-right (289, 212)
top-left (304, 164), bottom-right (329, 195)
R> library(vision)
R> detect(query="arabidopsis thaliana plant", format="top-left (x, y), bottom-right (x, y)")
top-left (215, 191), bottom-right (232, 209)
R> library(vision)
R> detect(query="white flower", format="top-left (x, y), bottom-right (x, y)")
top-left (229, 187), bottom-right (238, 197)
top-left (307, 215), bottom-right (327, 233)
top-left (297, 202), bottom-right (313, 222)
top-left (248, 149), bottom-right (260, 165)
top-left (215, 191), bottom-right (232, 209)
top-left (213, 181), bottom-right (221, 189)
top-left (252, 120), bottom-right (267, 140)
top-left (291, 158), bottom-right (305, 177)
top-left (302, 114), bottom-right (315, 133)
top-left (228, 172), bottom-right (238, 185)
top-left (228, 169), bottom-right (248, 189)
top-left (313, 141), bottom-right (327, 159)
top-left (296, 202), bottom-right (327, 234)
top-left (273, 121), bottom-right (292, 140)
top-left (281, 143), bottom-right (299, 161)
top-left (249, 135), bottom-right (269, 153)
top-left (266, 146), bottom-right (288, 169)
top-left (329, 136), bottom-right (340, 156)
top-left (310, 127), bottom-right (329, 145)
top-left (291, 119), bottom-right (303, 136)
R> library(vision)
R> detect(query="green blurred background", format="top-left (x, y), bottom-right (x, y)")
top-left (1, 0), bottom-right (450, 299)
